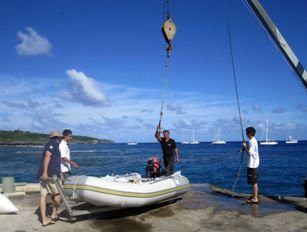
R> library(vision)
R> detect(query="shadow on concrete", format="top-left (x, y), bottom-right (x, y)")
top-left (57, 197), bottom-right (181, 223)
top-left (34, 202), bottom-right (56, 224)
top-left (207, 185), bottom-right (302, 218)
top-left (263, 195), bottom-right (307, 214)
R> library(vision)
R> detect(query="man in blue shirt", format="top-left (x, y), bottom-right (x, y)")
top-left (38, 130), bottom-right (62, 226)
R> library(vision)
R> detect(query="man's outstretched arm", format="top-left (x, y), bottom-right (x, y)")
top-left (62, 157), bottom-right (80, 169)
top-left (155, 125), bottom-right (162, 142)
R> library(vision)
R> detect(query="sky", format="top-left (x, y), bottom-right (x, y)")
top-left (0, 0), bottom-right (307, 143)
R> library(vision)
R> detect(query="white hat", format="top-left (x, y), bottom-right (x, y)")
top-left (50, 129), bottom-right (61, 138)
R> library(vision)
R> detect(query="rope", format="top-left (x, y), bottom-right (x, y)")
top-left (232, 149), bottom-right (244, 194)
top-left (158, 0), bottom-right (173, 129)
top-left (224, 0), bottom-right (245, 194)
top-left (72, 176), bottom-right (81, 199)
top-left (166, 0), bottom-right (170, 19)
top-left (158, 51), bottom-right (171, 129)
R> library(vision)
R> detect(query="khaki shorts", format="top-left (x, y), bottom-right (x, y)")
top-left (40, 179), bottom-right (62, 195)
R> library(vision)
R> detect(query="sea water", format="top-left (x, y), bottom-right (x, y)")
top-left (0, 141), bottom-right (306, 196)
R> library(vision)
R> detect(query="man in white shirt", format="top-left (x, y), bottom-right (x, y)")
top-left (243, 127), bottom-right (260, 204)
top-left (59, 129), bottom-right (80, 179)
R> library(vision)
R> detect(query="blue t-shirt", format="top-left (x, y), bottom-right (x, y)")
top-left (38, 138), bottom-right (62, 178)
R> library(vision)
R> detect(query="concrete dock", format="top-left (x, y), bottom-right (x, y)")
top-left (0, 184), bottom-right (307, 232)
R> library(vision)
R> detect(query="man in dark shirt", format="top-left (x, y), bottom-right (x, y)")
top-left (38, 130), bottom-right (62, 226)
top-left (155, 125), bottom-right (179, 176)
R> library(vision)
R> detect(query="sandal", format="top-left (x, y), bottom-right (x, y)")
top-left (42, 220), bottom-right (53, 227)
top-left (251, 199), bottom-right (259, 204)
top-left (246, 198), bottom-right (259, 204)
top-left (50, 216), bottom-right (59, 224)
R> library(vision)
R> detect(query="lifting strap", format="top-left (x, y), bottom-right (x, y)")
top-left (158, 0), bottom-right (176, 130)
top-left (224, 0), bottom-right (246, 193)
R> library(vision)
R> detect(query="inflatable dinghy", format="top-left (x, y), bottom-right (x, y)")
top-left (64, 171), bottom-right (189, 207)
top-left (0, 193), bottom-right (18, 214)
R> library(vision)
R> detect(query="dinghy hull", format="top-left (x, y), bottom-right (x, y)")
top-left (0, 193), bottom-right (18, 214)
top-left (64, 171), bottom-right (190, 207)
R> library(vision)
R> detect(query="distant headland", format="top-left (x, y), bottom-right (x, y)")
top-left (0, 130), bottom-right (114, 145)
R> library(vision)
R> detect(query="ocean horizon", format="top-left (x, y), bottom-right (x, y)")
top-left (0, 141), bottom-right (306, 197)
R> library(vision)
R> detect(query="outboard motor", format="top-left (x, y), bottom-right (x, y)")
top-left (146, 156), bottom-right (162, 178)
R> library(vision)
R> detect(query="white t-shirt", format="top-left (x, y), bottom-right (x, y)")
top-left (59, 140), bottom-right (71, 172)
top-left (247, 137), bottom-right (260, 168)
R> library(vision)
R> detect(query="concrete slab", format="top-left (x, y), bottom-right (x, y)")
top-left (4, 192), bottom-right (26, 197)
top-left (0, 184), bottom-right (306, 232)
top-left (0, 183), bottom-right (40, 193)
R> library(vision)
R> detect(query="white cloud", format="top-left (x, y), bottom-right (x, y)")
top-left (140, 108), bottom-right (153, 113)
top-left (271, 106), bottom-right (287, 114)
top-left (27, 109), bottom-right (66, 130)
top-left (1, 99), bottom-right (42, 110)
top-left (16, 27), bottom-right (51, 56)
top-left (285, 121), bottom-right (297, 130)
top-left (64, 69), bottom-right (109, 107)
top-left (252, 103), bottom-right (262, 112)
top-left (173, 118), bottom-right (206, 129)
top-left (166, 102), bottom-right (184, 115)
top-left (1, 73), bottom-right (306, 142)
top-left (297, 101), bottom-right (307, 113)
top-left (2, 100), bottom-right (27, 110)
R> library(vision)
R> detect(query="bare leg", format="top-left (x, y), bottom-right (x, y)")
top-left (51, 194), bottom-right (61, 219)
top-left (40, 194), bottom-right (51, 225)
top-left (253, 183), bottom-right (259, 201)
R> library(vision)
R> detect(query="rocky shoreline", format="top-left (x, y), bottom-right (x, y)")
top-left (0, 140), bottom-right (114, 146)
top-left (0, 130), bottom-right (114, 145)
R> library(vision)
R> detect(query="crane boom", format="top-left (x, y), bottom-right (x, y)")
top-left (246, 0), bottom-right (307, 89)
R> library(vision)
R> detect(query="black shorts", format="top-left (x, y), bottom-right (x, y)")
top-left (247, 168), bottom-right (259, 185)
top-left (62, 171), bottom-right (72, 180)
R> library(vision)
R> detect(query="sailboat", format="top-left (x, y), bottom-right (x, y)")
top-left (181, 140), bottom-right (190, 145)
top-left (212, 128), bottom-right (226, 145)
top-left (285, 136), bottom-right (298, 144)
top-left (181, 133), bottom-right (190, 144)
top-left (190, 129), bottom-right (200, 144)
top-left (127, 142), bottom-right (138, 146)
top-left (260, 120), bottom-right (278, 145)
top-left (127, 135), bottom-right (138, 146)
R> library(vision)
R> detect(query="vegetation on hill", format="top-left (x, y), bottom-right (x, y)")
top-left (0, 130), bottom-right (113, 145)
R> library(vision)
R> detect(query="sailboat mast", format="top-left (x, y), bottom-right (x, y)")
top-left (192, 129), bottom-right (195, 141)
top-left (266, 120), bottom-right (269, 142)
